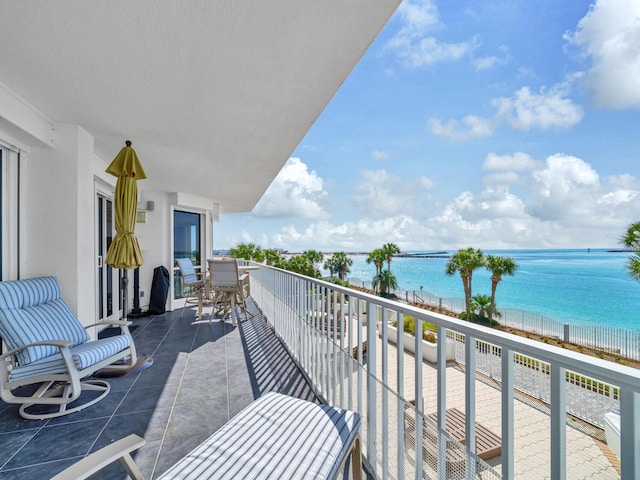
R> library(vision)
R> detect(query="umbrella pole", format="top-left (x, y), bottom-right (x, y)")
top-left (121, 270), bottom-right (129, 321)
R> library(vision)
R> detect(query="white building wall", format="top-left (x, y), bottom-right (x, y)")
top-left (20, 124), bottom-right (97, 325)
top-left (135, 191), bottom-right (172, 312)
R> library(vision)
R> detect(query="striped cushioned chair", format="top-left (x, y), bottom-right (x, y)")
top-left (0, 276), bottom-right (138, 420)
top-left (53, 392), bottom-right (362, 480)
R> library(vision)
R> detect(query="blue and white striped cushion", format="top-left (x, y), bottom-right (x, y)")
top-left (158, 392), bottom-right (361, 480)
top-left (0, 277), bottom-right (90, 365)
top-left (9, 335), bottom-right (131, 381)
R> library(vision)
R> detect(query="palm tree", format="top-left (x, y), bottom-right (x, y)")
top-left (471, 294), bottom-right (492, 319)
top-left (366, 249), bottom-right (386, 292)
top-left (323, 257), bottom-right (336, 277)
top-left (621, 222), bottom-right (640, 282)
top-left (263, 249), bottom-right (283, 266)
top-left (485, 254), bottom-right (518, 324)
top-left (286, 255), bottom-right (318, 277)
top-left (303, 250), bottom-right (324, 270)
top-left (382, 243), bottom-right (401, 274)
top-left (373, 269), bottom-right (398, 298)
top-left (445, 247), bottom-right (485, 321)
top-left (229, 242), bottom-right (263, 262)
top-left (324, 252), bottom-right (352, 280)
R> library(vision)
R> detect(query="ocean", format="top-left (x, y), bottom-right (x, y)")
top-left (344, 248), bottom-right (640, 330)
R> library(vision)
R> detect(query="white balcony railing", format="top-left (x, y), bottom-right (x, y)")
top-left (249, 263), bottom-right (640, 479)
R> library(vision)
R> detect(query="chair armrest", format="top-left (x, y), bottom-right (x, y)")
top-left (238, 273), bottom-right (249, 282)
top-left (84, 320), bottom-right (133, 329)
top-left (51, 434), bottom-right (145, 480)
top-left (1, 340), bottom-right (73, 360)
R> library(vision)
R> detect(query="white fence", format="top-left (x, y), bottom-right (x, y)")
top-left (350, 277), bottom-right (640, 362)
top-left (447, 331), bottom-right (619, 428)
top-left (255, 266), bottom-right (640, 479)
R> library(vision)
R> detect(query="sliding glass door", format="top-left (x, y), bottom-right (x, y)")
top-left (96, 193), bottom-right (120, 322)
top-left (173, 210), bottom-right (202, 299)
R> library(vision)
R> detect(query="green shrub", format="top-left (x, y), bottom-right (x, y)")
top-left (390, 315), bottom-right (438, 341)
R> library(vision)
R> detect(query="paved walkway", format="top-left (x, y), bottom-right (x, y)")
top-left (359, 331), bottom-right (620, 479)
top-left (0, 300), bottom-right (317, 479)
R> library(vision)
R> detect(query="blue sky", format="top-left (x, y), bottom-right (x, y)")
top-left (215, 0), bottom-right (640, 252)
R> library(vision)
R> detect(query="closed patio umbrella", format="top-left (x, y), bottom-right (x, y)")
top-left (105, 140), bottom-right (146, 270)
top-left (105, 140), bottom-right (146, 319)
top-left (99, 140), bottom-right (153, 376)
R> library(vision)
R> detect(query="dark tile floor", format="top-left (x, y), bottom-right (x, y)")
top-left (0, 299), bottom-right (317, 479)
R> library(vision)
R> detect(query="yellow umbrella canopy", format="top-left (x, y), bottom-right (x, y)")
top-left (105, 141), bottom-right (147, 270)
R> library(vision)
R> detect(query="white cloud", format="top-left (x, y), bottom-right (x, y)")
top-left (352, 169), bottom-right (433, 218)
top-left (270, 215), bottom-right (428, 251)
top-left (427, 115), bottom-right (497, 140)
top-left (386, 0), bottom-right (479, 68)
top-left (607, 173), bottom-right (640, 190)
top-left (262, 153), bottom-right (640, 251)
top-left (565, 0), bottom-right (640, 109)
top-left (429, 83), bottom-right (583, 141)
top-left (419, 176), bottom-right (435, 189)
top-left (482, 171), bottom-right (523, 186)
top-left (493, 86), bottom-right (584, 130)
top-left (253, 157), bottom-right (330, 220)
top-left (483, 152), bottom-right (538, 171)
top-left (372, 150), bottom-right (391, 161)
top-left (473, 45), bottom-right (510, 71)
top-left (527, 153), bottom-right (640, 228)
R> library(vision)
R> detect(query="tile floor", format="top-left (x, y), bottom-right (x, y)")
top-left (0, 299), bottom-right (318, 479)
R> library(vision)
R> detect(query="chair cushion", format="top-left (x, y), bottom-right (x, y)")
top-left (158, 392), bottom-right (361, 480)
top-left (9, 335), bottom-right (131, 381)
top-left (0, 277), bottom-right (90, 365)
top-left (176, 258), bottom-right (201, 286)
top-left (209, 260), bottom-right (240, 287)
top-left (0, 276), bottom-right (62, 309)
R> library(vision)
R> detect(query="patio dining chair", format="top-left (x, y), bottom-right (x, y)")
top-left (0, 276), bottom-right (138, 420)
top-left (175, 258), bottom-right (207, 320)
top-left (207, 258), bottom-right (248, 326)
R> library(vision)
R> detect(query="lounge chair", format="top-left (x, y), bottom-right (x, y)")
top-left (52, 392), bottom-right (362, 480)
top-left (0, 276), bottom-right (137, 419)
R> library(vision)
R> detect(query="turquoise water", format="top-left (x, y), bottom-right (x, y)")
top-left (345, 249), bottom-right (640, 330)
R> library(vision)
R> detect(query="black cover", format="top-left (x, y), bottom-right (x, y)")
top-left (148, 266), bottom-right (170, 314)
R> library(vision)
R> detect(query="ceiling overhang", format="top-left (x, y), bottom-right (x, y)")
top-left (0, 0), bottom-right (401, 213)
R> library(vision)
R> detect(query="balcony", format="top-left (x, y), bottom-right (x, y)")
top-left (1, 264), bottom-right (638, 479)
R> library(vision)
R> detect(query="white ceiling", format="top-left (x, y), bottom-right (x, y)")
top-left (0, 0), bottom-right (400, 213)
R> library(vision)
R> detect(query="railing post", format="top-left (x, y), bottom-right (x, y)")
top-left (550, 365), bottom-right (566, 480)
top-left (437, 325), bottom-right (447, 480)
top-left (620, 387), bottom-right (640, 479)
top-left (397, 306), bottom-right (405, 480)
top-left (366, 301), bottom-right (377, 476)
top-left (465, 334), bottom-right (477, 479)
top-left (502, 346), bottom-right (514, 480)
top-left (381, 308), bottom-right (389, 479)
top-left (415, 312), bottom-right (424, 479)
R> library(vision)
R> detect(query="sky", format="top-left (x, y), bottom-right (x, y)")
top-left (214, 0), bottom-right (640, 252)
